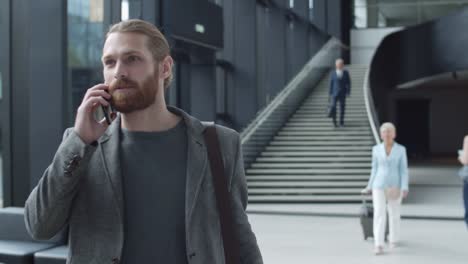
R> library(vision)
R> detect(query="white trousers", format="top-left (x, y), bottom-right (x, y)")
top-left (372, 189), bottom-right (402, 247)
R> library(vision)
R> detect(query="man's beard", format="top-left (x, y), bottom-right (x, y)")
top-left (108, 72), bottom-right (159, 114)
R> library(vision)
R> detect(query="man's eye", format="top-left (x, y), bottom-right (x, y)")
top-left (128, 56), bottom-right (139, 62)
top-left (105, 60), bottom-right (115, 66)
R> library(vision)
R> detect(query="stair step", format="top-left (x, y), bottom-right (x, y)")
top-left (300, 102), bottom-right (365, 106)
top-left (277, 131), bottom-right (373, 136)
top-left (288, 117), bottom-right (368, 121)
top-left (259, 153), bottom-right (371, 158)
top-left (291, 114), bottom-right (369, 119)
top-left (246, 168), bottom-right (371, 175)
top-left (259, 151), bottom-right (372, 157)
top-left (295, 111), bottom-right (367, 115)
top-left (298, 106), bottom-right (366, 110)
top-left (248, 188), bottom-right (364, 195)
top-left (273, 136), bottom-right (372, 141)
top-left (269, 141), bottom-right (374, 146)
top-left (288, 117), bottom-right (367, 121)
top-left (265, 145), bottom-right (372, 150)
top-left (302, 102), bottom-right (365, 106)
top-left (251, 163), bottom-right (371, 168)
top-left (248, 195), bottom-right (371, 203)
top-left (247, 181), bottom-right (367, 187)
top-left (246, 175), bottom-right (370, 181)
top-left (284, 122), bottom-right (370, 126)
top-left (280, 127), bottom-right (371, 131)
top-left (256, 157), bottom-right (372, 162)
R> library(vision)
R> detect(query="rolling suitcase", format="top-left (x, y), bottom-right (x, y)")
top-left (359, 197), bottom-right (388, 240)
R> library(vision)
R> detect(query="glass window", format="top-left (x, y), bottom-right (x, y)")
top-left (209, 0), bottom-right (223, 6)
top-left (309, 0), bottom-right (314, 19)
top-left (67, 0), bottom-right (105, 121)
top-left (289, 0), bottom-right (294, 9)
top-left (121, 0), bottom-right (142, 21)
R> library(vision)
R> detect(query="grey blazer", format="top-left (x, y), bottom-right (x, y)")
top-left (24, 106), bottom-right (263, 264)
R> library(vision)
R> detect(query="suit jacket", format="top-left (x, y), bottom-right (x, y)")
top-left (329, 70), bottom-right (351, 98)
top-left (366, 142), bottom-right (409, 191)
top-left (24, 106), bottom-right (263, 264)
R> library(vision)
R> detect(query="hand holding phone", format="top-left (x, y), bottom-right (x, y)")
top-left (101, 102), bottom-right (116, 125)
top-left (74, 84), bottom-right (114, 145)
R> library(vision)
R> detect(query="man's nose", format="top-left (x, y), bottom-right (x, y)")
top-left (114, 61), bottom-right (128, 79)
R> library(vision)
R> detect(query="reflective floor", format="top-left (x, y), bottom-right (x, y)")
top-left (248, 214), bottom-right (467, 264)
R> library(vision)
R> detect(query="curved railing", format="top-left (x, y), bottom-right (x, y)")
top-left (363, 68), bottom-right (380, 144)
top-left (240, 37), bottom-right (344, 167)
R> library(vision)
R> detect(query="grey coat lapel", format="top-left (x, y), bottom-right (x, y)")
top-left (185, 132), bottom-right (208, 221)
top-left (167, 107), bottom-right (208, 226)
top-left (99, 117), bottom-right (124, 223)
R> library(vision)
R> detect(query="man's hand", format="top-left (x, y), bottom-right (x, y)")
top-left (74, 84), bottom-right (114, 145)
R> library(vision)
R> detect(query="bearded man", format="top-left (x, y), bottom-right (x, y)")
top-left (24, 19), bottom-right (263, 264)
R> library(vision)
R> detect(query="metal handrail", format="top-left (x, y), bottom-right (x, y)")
top-left (239, 37), bottom-right (344, 167)
top-left (240, 38), bottom-right (342, 144)
top-left (363, 68), bottom-right (381, 144)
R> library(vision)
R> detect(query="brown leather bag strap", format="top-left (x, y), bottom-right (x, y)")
top-left (204, 125), bottom-right (240, 264)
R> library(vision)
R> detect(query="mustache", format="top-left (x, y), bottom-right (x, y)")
top-left (109, 77), bottom-right (138, 92)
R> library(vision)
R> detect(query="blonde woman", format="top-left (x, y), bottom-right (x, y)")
top-left (458, 135), bottom-right (468, 227)
top-left (362, 122), bottom-right (409, 255)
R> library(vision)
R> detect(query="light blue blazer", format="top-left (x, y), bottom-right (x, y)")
top-left (366, 142), bottom-right (409, 191)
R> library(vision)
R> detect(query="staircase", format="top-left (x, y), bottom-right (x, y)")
top-left (246, 65), bottom-right (373, 203)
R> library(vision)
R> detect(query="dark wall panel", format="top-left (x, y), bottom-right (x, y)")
top-left (310, 0), bottom-right (350, 61)
top-left (190, 64), bottom-right (216, 121)
top-left (256, 6), bottom-right (286, 108)
top-left (293, 0), bottom-right (309, 19)
top-left (312, 0), bottom-right (328, 33)
top-left (11, 0), bottom-right (66, 206)
top-left (309, 25), bottom-right (329, 58)
top-left (231, 0), bottom-right (257, 129)
top-left (286, 20), bottom-right (309, 84)
top-left (389, 87), bottom-right (468, 156)
top-left (1, 0), bottom-right (12, 206)
top-left (29, 0), bottom-right (65, 187)
top-left (11, 0), bottom-right (31, 206)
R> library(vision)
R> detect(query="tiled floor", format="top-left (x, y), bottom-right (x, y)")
top-left (248, 213), bottom-right (468, 264)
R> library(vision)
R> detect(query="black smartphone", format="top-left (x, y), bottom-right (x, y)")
top-left (101, 97), bottom-right (115, 125)
top-left (101, 105), bottom-right (112, 125)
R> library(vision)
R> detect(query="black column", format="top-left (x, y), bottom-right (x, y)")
top-left (1, 0), bottom-right (12, 207)
top-left (141, 0), bottom-right (161, 26)
top-left (314, 0), bottom-right (351, 63)
top-left (104, 0), bottom-right (121, 25)
top-left (10, 0), bottom-right (67, 206)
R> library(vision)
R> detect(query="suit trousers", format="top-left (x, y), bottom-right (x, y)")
top-left (330, 95), bottom-right (346, 125)
top-left (464, 180), bottom-right (468, 227)
top-left (372, 189), bottom-right (402, 247)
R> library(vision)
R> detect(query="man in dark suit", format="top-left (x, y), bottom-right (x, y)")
top-left (328, 58), bottom-right (351, 127)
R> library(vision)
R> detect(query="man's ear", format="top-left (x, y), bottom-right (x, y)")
top-left (160, 56), bottom-right (174, 79)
